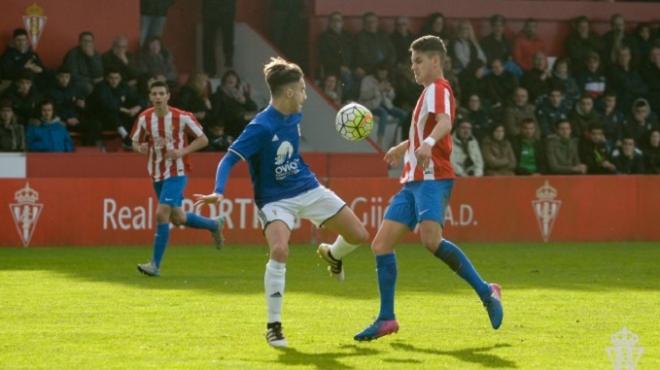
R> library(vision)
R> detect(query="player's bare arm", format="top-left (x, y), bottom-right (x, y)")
top-left (165, 134), bottom-right (209, 160)
top-left (415, 113), bottom-right (451, 168)
top-left (384, 140), bottom-right (409, 166)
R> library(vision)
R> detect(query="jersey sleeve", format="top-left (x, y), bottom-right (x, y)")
top-left (130, 115), bottom-right (147, 142)
top-left (182, 113), bottom-right (205, 138)
top-left (228, 122), bottom-right (270, 160)
top-left (426, 81), bottom-right (453, 120)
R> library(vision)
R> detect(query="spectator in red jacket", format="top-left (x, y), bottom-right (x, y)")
top-left (513, 19), bottom-right (546, 71)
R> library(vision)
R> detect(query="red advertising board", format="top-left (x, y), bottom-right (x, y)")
top-left (1, 176), bottom-right (658, 247)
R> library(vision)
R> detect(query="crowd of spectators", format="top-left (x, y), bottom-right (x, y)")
top-left (0, 5), bottom-right (659, 177)
top-left (315, 11), bottom-right (660, 174)
top-left (0, 0), bottom-right (250, 153)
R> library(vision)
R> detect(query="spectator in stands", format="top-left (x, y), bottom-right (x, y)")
top-left (451, 120), bottom-right (484, 177)
top-left (47, 66), bottom-right (85, 133)
top-left (536, 87), bottom-right (569, 137)
top-left (481, 15), bottom-right (519, 76)
top-left (503, 87), bottom-right (538, 139)
top-left (565, 16), bottom-right (602, 69)
top-left (601, 14), bottom-right (635, 66)
top-left (321, 74), bottom-right (342, 106)
top-left (483, 58), bottom-right (517, 109)
top-left (457, 94), bottom-right (491, 142)
top-left (641, 45), bottom-right (660, 113)
top-left (317, 11), bottom-right (355, 100)
top-left (579, 123), bottom-right (616, 174)
top-left (211, 70), bottom-right (257, 138)
top-left (102, 36), bottom-right (138, 87)
top-left (511, 118), bottom-right (546, 175)
top-left (545, 120), bottom-right (587, 174)
top-left (393, 59), bottom-right (423, 112)
top-left (549, 57), bottom-right (580, 107)
top-left (569, 94), bottom-right (601, 139)
top-left (420, 12), bottom-right (451, 41)
top-left (575, 52), bottom-right (607, 100)
top-left (137, 36), bottom-right (178, 87)
top-left (521, 51), bottom-right (551, 103)
top-left (622, 98), bottom-right (657, 145)
top-left (481, 123), bottom-right (516, 176)
top-left (612, 136), bottom-right (645, 174)
top-left (202, 0), bottom-right (236, 74)
top-left (608, 46), bottom-right (648, 113)
top-left (632, 23), bottom-right (653, 63)
top-left (63, 32), bottom-right (104, 96)
top-left (2, 71), bottom-right (41, 125)
top-left (87, 68), bottom-right (142, 147)
top-left (0, 100), bottom-right (25, 152)
top-left (353, 12), bottom-right (396, 77)
top-left (270, 0), bottom-right (308, 70)
top-left (598, 91), bottom-right (625, 150)
top-left (140, 0), bottom-right (173, 46)
top-left (0, 28), bottom-right (45, 88)
top-left (175, 72), bottom-right (212, 127)
top-left (26, 100), bottom-right (73, 152)
top-left (513, 18), bottom-right (545, 71)
top-left (359, 63), bottom-right (407, 148)
top-left (643, 128), bottom-right (660, 174)
top-left (391, 16), bottom-right (416, 66)
top-left (450, 20), bottom-right (487, 74)
top-left (442, 56), bottom-right (461, 102)
top-left (458, 60), bottom-right (486, 103)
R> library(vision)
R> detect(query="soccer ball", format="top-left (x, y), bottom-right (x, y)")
top-left (335, 103), bottom-right (374, 141)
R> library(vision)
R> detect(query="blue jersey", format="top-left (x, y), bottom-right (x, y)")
top-left (228, 105), bottom-right (320, 208)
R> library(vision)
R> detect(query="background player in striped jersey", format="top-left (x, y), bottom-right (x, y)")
top-left (354, 36), bottom-right (504, 341)
top-left (131, 80), bottom-right (224, 277)
top-left (194, 57), bottom-right (369, 348)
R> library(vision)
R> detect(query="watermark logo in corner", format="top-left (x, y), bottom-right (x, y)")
top-left (608, 327), bottom-right (643, 370)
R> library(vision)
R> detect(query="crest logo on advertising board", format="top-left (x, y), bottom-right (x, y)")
top-left (607, 327), bottom-right (643, 370)
top-left (9, 183), bottom-right (43, 247)
top-left (23, 3), bottom-right (47, 50)
top-left (532, 181), bottom-right (561, 242)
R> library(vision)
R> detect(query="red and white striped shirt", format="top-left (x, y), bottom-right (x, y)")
top-left (130, 107), bottom-right (205, 182)
top-left (400, 78), bottom-right (455, 183)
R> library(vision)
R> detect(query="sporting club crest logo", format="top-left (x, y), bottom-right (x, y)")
top-left (607, 327), bottom-right (643, 370)
top-left (23, 3), bottom-right (47, 50)
top-left (532, 181), bottom-right (561, 242)
top-left (10, 183), bottom-right (43, 247)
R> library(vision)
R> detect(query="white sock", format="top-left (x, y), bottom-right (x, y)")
top-left (329, 235), bottom-right (360, 260)
top-left (117, 126), bottom-right (128, 138)
top-left (264, 259), bottom-right (286, 323)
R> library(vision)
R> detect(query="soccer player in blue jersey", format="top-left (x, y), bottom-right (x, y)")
top-left (194, 57), bottom-right (369, 347)
top-left (353, 36), bottom-right (503, 341)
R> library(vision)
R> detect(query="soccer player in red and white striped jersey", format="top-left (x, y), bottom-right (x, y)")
top-left (131, 80), bottom-right (224, 277)
top-left (354, 36), bottom-right (503, 341)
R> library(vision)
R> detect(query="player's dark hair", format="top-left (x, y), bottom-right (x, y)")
top-left (409, 35), bottom-right (447, 58)
top-left (149, 80), bottom-right (170, 93)
top-left (263, 57), bottom-right (303, 96)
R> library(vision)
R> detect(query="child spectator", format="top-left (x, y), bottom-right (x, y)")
top-left (26, 100), bottom-right (73, 152)
top-left (0, 100), bottom-right (25, 151)
top-left (47, 66), bottom-right (85, 133)
top-left (2, 71), bottom-right (41, 125)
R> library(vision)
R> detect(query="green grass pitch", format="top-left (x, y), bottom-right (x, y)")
top-left (1, 243), bottom-right (658, 369)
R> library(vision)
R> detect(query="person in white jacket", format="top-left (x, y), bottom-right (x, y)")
top-left (451, 120), bottom-right (484, 176)
top-left (359, 63), bottom-right (408, 148)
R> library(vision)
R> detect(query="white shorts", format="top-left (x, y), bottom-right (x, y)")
top-left (258, 186), bottom-right (346, 230)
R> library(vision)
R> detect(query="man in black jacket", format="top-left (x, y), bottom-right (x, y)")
top-left (0, 28), bottom-right (45, 86)
top-left (579, 123), bottom-right (616, 174)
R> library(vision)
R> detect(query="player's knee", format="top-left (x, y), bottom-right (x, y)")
top-left (155, 208), bottom-right (171, 224)
top-left (269, 241), bottom-right (289, 261)
top-left (419, 231), bottom-right (442, 254)
top-left (170, 214), bottom-right (186, 226)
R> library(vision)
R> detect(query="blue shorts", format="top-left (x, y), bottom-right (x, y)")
top-left (384, 179), bottom-right (454, 230)
top-left (153, 176), bottom-right (188, 208)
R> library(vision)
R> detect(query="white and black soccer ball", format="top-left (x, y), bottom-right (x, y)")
top-left (335, 103), bottom-right (374, 141)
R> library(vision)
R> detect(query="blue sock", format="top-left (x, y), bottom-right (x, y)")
top-left (185, 212), bottom-right (218, 231)
top-left (152, 223), bottom-right (170, 268)
top-left (435, 239), bottom-right (491, 301)
top-left (376, 253), bottom-right (397, 320)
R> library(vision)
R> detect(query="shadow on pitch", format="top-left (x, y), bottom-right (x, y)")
top-left (391, 342), bottom-right (517, 368)
top-left (271, 344), bottom-right (380, 370)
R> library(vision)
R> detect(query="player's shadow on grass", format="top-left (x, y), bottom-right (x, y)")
top-left (272, 344), bottom-right (380, 370)
top-left (391, 342), bottom-right (517, 368)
